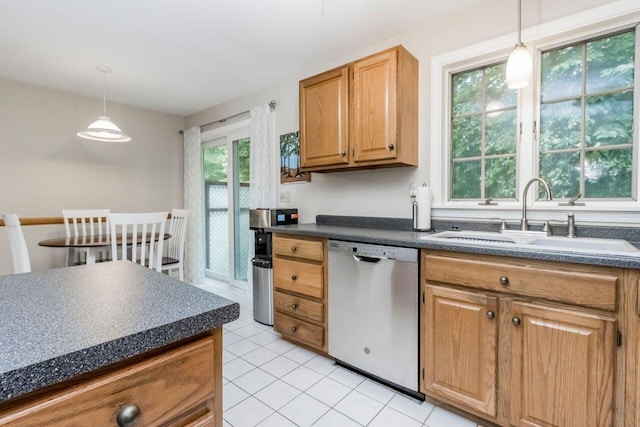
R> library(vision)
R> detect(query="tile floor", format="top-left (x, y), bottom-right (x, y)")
top-left (197, 280), bottom-right (483, 427)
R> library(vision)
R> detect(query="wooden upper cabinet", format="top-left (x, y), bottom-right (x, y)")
top-left (299, 45), bottom-right (418, 172)
top-left (300, 66), bottom-right (349, 168)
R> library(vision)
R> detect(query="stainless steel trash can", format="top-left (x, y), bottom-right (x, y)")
top-left (252, 257), bottom-right (273, 325)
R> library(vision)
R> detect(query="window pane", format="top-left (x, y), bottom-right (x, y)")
top-left (540, 151), bottom-right (580, 199)
top-left (584, 149), bottom-right (632, 198)
top-left (586, 90), bottom-right (634, 147)
top-left (452, 161), bottom-right (481, 199)
top-left (540, 100), bottom-right (581, 151)
top-left (485, 157), bottom-right (516, 198)
top-left (452, 115), bottom-right (481, 158)
top-left (586, 31), bottom-right (635, 93)
top-left (485, 63), bottom-right (516, 109)
top-left (541, 45), bottom-right (582, 101)
top-left (452, 69), bottom-right (482, 115)
top-left (486, 109), bottom-right (517, 155)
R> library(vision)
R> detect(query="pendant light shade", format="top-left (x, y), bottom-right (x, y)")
top-left (77, 66), bottom-right (131, 143)
top-left (506, 0), bottom-right (532, 89)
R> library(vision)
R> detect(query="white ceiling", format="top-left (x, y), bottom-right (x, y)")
top-left (0, 0), bottom-right (487, 116)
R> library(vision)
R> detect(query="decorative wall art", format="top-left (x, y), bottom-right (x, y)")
top-left (280, 131), bottom-right (311, 184)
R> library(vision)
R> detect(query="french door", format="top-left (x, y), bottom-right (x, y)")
top-left (202, 125), bottom-right (250, 289)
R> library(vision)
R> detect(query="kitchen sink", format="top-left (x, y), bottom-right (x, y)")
top-left (528, 236), bottom-right (639, 252)
top-left (420, 230), bottom-right (521, 244)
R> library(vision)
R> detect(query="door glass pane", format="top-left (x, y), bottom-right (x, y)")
top-left (203, 144), bottom-right (229, 277)
top-left (234, 138), bottom-right (250, 281)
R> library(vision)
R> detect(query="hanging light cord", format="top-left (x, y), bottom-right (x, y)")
top-left (102, 70), bottom-right (108, 117)
top-left (517, 0), bottom-right (523, 45)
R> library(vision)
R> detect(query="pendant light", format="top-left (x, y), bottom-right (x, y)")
top-left (77, 65), bottom-right (131, 143)
top-left (506, 0), bottom-right (532, 89)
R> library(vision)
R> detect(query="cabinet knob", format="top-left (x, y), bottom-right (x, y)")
top-left (291, 303), bottom-right (298, 310)
top-left (291, 245), bottom-right (297, 252)
top-left (116, 404), bottom-right (141, 427)
top-left (291, 326), bottom-right (297, 332)
top-left (486, 310), bottom-right (495, 319)
top-left (291, 274), bottom-right (297, 280)
top-left (500, 276), bottom-right (509, 286)
top-left (340, 150), bottom-right (346, 156)
top-left (512, 317), bottom-right (521, 326)
top-left (388, 143), bottom-right (394, 150)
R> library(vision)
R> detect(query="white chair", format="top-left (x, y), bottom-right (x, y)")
top-left (162, 209), bottom-right (189, 281)
top-left (62, 209), bottom-right (111, 265)
top-left (2, 213), bottom-right (31, 274)
top-left (109, 212), bottom-right (168, 272)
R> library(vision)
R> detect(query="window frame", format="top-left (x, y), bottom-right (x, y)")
top-left (430, 1), bottom-right (640, 223)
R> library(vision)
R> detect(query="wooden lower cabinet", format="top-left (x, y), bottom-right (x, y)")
top-left (0, 329), bottom-right (222, 427)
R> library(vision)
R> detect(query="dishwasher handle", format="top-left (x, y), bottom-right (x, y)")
top-left (353, 255), bottom-right (383, 263)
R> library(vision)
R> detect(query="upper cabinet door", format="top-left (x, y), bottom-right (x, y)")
top-left (299, 66), bottom-right (349, 168)
top-left (352, 49), bottom-right (398, 163)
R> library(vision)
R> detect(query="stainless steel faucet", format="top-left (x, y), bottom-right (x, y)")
top-left (567, 212), bottom-right (576, 238)
top-left (520, 178), bottom-right (553, 231)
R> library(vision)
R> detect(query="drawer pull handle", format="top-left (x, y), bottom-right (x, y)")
top-left (340, 150), bottom-right (346, 156)
top-left (500, 276), bottom-right (509, 286)
top-left (512, 317), bottom-right (521, 326)
top-left (486, 310), bottom-right (495, 319)
top-left (291, 245), bottom-right (297, 252)
top-left (116, 404), bottom-right (141, 427)
top-left (291, 303), bottom-right (298, 310)
top-left (388, 143), bottom-right (394, 150)
top-left (291, 326), bottom-right (298, 332)
top-left (291, 274), bottom-right (297, 280)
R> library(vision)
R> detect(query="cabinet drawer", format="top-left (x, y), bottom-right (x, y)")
top-left (424, 252), bottom-right (619, 311)
top-left (274, 258), bottom-right (324, 299)
top-left (274, 235), bottom-right (324, 262)
top-left (274, 290), bottom-right (324, 323)
top-left (0, 337), bottom-right (215, 426)
top-left (274, 312), bottom-right (324, 349)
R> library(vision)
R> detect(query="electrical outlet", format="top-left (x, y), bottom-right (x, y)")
top-left (279, 191), bottom-right (291, 203)
top-left (409, 183), bottom-right (417, 197)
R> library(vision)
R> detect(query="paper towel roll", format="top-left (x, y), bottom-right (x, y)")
top-left (415, 185), bottom-right (432, 230)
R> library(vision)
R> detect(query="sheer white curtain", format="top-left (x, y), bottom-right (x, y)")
top-left (183, 126), bottom-right (205, 284)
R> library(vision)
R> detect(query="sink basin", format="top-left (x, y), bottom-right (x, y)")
top-left (528, 236), bottom-right (639, 253)
top-left (421, 230), bottom-right (519, 244)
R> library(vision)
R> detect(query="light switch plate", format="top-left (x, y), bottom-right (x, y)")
top-left (279, 191), bottom-right (291, 203)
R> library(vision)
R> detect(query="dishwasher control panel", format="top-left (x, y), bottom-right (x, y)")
top-left (328, 240), bottom-right (417, 263)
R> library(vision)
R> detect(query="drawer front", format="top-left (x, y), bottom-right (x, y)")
top-left (0, 337), bottom-right (215, 426)
top-left (274, 258), bottom-right (324, 299)
top-left (274, 312), bottom-right (324, 349)
top-left (274, 235), bottom-right (324, 262)
top-left (274, 290), bottom-right (324, 323)
top-left (424, 252), bottom-right (619, 311)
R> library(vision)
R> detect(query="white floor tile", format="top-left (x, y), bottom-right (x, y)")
top-left (283, 346), bottom-right (318, 364)
top-left (223, 358), bottom-right (255, 381)
top-left (226, 339), bottom-right (261, 356)
top-left (280, 394), bottom-right (330, 427)
top-left (222, 349), bottom-right (237, 364)
top-left (248, 330), bottom-right (281, 346)
top-left (261, 355), bottom-right (299, 377)
top-left (223, 331), bottom-right (244, 346)
top-left (425, 406), bottom-right (477, 427)
top-left (241, 346), bottom-right (279, 366)
top-left (257, 412), bottom-right (298, 427)
top-left (334, 390), bottom-right (384, 425)
top-left (306, 377), bottom-right (352, 407)
top-left (223, 382), bottom-right (249, 411)
top-left (327, 367), bottom-right (365, 389)
top-left (304, 354), bottom-right (337, 376)
top-left (223, 419), bottom-right (232, 427)
top-left (311, 409), bottom-right (363, 427)
top-left (281, 365), bottom-right (324, 391)
top-left (234, 368), bottom-right (277, 394)
top-left (355, 379), bottom-right (396, 404)
top-left (224, 319), bottom-right (249, 331)
top-left (224, 396), bottom-right (274, 427)
top-left (254, 380), bottom-right (302, 410)
top-left (264, 338), bottom-right (297, 354)
top-left (233, 323), bottom-right (265, 338)
top-left (369, 406), bottom-right (422, 427)
top-left (387, 394), bottom-right (435, 424)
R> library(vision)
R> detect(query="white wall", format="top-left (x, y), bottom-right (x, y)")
top-left (185, 0), bottom-right (618, 225)
top-left (0, 77), bottom-right (184, 274)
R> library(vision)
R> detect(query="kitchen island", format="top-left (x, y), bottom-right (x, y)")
top-left (0, 260), bottom-right (239, 426)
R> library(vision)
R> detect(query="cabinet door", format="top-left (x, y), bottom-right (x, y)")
top-left (299, 66), bottom-right (349, 168)
top-left (509, 302), bottom-right (615, 427)
top-left (352, 49), bottom-right (397, 163)
top-left (423, 285), bottom-right (498, 418)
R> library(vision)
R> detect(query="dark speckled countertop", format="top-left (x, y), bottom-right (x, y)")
top-left (0, 260), bottom-right (239, 403)
top-left (266, 215), bottom-right (640, 269)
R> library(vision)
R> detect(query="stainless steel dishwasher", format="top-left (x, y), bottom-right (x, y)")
top-left (328, 240), bottom-right (419, 395)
